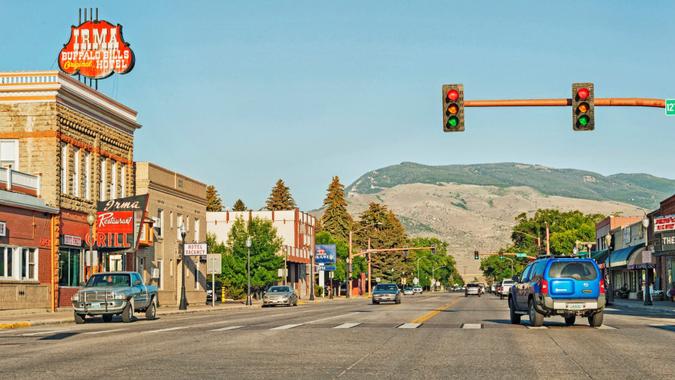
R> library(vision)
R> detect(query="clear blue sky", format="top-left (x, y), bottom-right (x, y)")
top-left (2, 1), bottom-right (674, 210)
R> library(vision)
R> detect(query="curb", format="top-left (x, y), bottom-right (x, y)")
top-left (611, 303), bottom-right (675, 314)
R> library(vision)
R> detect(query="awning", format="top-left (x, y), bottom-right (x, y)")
top-left (591, 249), bottom-right (609, 264)
top-left (627, 248), bottom-right (655, 269)
top-left (605, 245), bottom-right (643, 269)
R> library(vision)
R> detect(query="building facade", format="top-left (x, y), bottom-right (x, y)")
top-left (0, 71), bottom-right (140, 307)
top-left (135, 162), bottom-right (207, 306)
top-left (0, 168), bottom-right (59, 310)
top-left (207, 209), bottom-right (315, 299)
top-left (653, 195), bottom-right (675, 300)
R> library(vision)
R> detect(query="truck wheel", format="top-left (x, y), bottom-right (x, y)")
top-left (588, 311), bottom-right (603, 327)
top-left (74, 312), bottom-right (86, 324)
top-left (564, 316), bottom-right (576, 326)
top-left (102, 314), bottom-right (113, 323)
top-left (509, 298), bottom-right (521, 324)
top-left (145, 298), bottom-right (157, 320)
top-left (121, 302), bottom-right (134, 323)
top-left (529, 299), bottom-right (544, 327)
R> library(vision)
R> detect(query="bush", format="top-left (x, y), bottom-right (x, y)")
top-left (315, 285), bottom-right (324, 297)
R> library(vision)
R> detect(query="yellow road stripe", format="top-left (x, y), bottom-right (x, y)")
top-left (411, 298), bottom-right (460, 324)
top-left (0, 322), bottom-right (32, 329)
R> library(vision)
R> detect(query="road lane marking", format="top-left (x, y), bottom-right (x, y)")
top-left (270, 323), bottom-right (302, 330)
top-left (143, 326), bottom-right (191, 334)
top-left (210, 326), bottom-right (243, 332)
top-left (22, 329), bottom-right (70, 336)
top-left (462, 323), bottom-right (482, 329)
top-left (410, 297), bottom-right (461, 324)
top-left (526, 326), bottom-right (548, 329)
top-left (596, 325), bottom-right (616, 330)
top-left (83, 328), bottom-right (127, 335)
top-left (334, 323), bottom-right (360, 329)
top-left (398, 323), bottom-right (421, 329)
top-left (305, 312), bottom-right (360, 324)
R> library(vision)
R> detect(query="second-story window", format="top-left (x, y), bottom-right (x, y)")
top-left (60, 143), bottom-right (68, 194)
top-left (73, 147), bottom-right (80, 197)
top-left (194, 218), bottom-right (200, 241)
top-left (0, 140), bottom-right (19, 169)
top-left (99, 158), bottom-right (106, 201)
top-left (84, 151), bottom-right (91, 200)
top-left (120, 164), bottom-right (126, 198)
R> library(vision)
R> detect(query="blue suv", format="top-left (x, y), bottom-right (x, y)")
top-left (508, 256), bottom-right (606, 327)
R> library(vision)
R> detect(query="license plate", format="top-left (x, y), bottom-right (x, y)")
top-left (566, 303), bottom-right (584, 310)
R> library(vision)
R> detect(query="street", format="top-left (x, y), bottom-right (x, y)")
top-left (1, 293), bottom-right (673, 380)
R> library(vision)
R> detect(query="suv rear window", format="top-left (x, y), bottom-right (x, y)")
top-left (548, 261), bottom-right (597, 281)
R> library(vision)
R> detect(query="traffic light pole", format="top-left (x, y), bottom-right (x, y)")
top-left (463, 98), bottom-right (665, 108)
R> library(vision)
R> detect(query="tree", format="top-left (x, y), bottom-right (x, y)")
top-left (206, 185), bottom-right (224, 212)
top-left (266, 179), bottom-right (296, 210)
top-left (408, 237), bottom-right (459, 288)
top-left (480, 255), bottom-right (527, 282)
top-left (353, 203), bottom-right (408, 282)
top-left (221, 217), bottom-right (284, 299)
top-left (320, 176), bottom-right (353, 241)
top-left (232, 199), bottom-right (247, 211)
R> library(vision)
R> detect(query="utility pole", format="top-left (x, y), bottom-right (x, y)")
top-left (367, 238), bottom-right (372, 295)
top-left (246, 237), bottom-right (252, 306)
top-left (347, 230), bottom-right (352, 298)
top-left (545, 222), bottom-right (551, 255)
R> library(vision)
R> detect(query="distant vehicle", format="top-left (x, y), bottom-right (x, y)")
top-left (206, 281), bottom-right (222, 303)
top-left (508, 257), bottom-right (605, 327)
top-left (499, 279), bottom-right (515, 300)
top-left (262, 286), bottom-right (298, 307)
top-left (490, 284), bottom-right (497, 293)
top-left (412, 286), bottom-right (423, 294)
top-left (402, 286), bottom-right (414, 295)
top-left (465, 283), bottom-right (481, 297)
top-left (71, 272), bottom-right (158, 324)
top-left (372, 283), bottom-right (402, 304)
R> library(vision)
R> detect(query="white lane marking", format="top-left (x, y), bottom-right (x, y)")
top-left (596, 325), bottom-right (616, 330)
top-left (210, 325), bottom-right (243, 332)
top-left (22, 329), bottom-right (70, 336)
top-left (143, 326), bottom-right (191, 334)
top-left (526, 326), bottom-right (548, 330)
top-left (305, 312), bottom-right (359, 324)
top-left (462, 323), bottom-right (482, 329)
top-left (83, 328), bottom-right (127, 335)
top-left (398, 323), bottom-right (421, 329)
top-left (334, 323), bottom-right (360, 329)
top-left (270, 323), bottom-right (302, 330)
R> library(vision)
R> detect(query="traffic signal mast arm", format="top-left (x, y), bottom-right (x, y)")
top-left (464, 98), bottom-right (665, 108)
top-left (476, 252), bottom-right (537, 261)
top-left (351, 246), bottom-right (435, 258)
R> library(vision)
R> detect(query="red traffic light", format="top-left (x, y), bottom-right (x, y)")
top-left (576, 87), bottom-right (590, 100)
top-left (447, 89), bottom-right (459, 102)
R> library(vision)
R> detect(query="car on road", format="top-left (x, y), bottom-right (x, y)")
top-left (71, 272), bottom-right (158, 324)
top-left (206, 281), bottom-right (222, 303)
top-left (372, 283), bottom-right (402, 304)
top-left (499, 279), bottom-right (515, 299)
top-left (465, 283), bottom-right (482, 297)
top-left (402, 286), bottom-right (414, 295)
top-left (508, 256), bottom-right (606, 327)
top-left (412, 286), bottom-right (423, 294)
top-left (490, 283), bottom-right (497, 294)
top-left (262, 286), bottom-right (298, 307)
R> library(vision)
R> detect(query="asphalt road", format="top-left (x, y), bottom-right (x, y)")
top-left (1, 293), bottom-right (674, 379)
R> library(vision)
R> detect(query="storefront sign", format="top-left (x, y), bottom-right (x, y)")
top-left (654, 214), bottom-right (675, 232)
top-left (94, 195), bottom-right (149, 250)
top-left (315, 245), bottom-right (337, 264)
top-left (655, 231), bottom-right (675, 252)
top-left (58, 20), bottom-right (135, 79)
top-left (184, 243), bottom-right (207, 256)
top-left (62, 234), bottom-right (82, 247)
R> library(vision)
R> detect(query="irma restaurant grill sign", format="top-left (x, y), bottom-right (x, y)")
top-left (58, 20), bottom-right (135, 79)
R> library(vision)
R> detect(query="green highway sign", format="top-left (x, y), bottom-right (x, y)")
top-left (516, 253), bottom-right (527, 258)
top-left (666, 99), bottom-right (675, 116)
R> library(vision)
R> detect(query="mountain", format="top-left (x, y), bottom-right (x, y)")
top-left (346, 162), bottom-right (675, 209)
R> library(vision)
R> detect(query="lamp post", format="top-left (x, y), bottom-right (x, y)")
top-left (642, 217), bottom-right (652, 306)
top-left (179, 223), bottom-right (188, 310)
top-left (246, 237), bottom-right (252, 306)
top-left (605, 233), bottom-right (613, 305)
top-left (431, 266), bottom-right (449, 292)
top-left (347, 222), bottom-right (382, 298)
top-left (87, 213), bottom-right (96, 274)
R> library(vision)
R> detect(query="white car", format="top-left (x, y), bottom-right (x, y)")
top-left (412, 286), bottom-right (423, 294)
top-left (499, 279), bottom-right (515, 299)
top-left (402, 287), bottom-right (414, 295)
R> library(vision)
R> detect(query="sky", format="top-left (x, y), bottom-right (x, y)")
top-left (2, 1), bottom-right (674, 210)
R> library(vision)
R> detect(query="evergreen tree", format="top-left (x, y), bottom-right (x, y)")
top-left (232, 199), bottom-right (247, 211)
top-left (320, 176), bottom-right (353, 241)
top-left (206, 185), bottom-right (224, 212)
top-left (265, 179), bottom-right (296, 210)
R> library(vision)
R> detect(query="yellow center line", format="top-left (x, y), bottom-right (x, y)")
top-left (410, 297), bottom-right (461, 324)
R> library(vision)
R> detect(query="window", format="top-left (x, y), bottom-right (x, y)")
top-left (194, 264), bottom-right (199, 290)
top-left (84, 151), bottom-right (91, 200)
top-left (0, 140), bottom-right (19, 169)
top-left (170, 211), bottom-right (174, 228)
top-left (157, 209), bottom-right (164, 237)
top-left (0, 247), bottom-right (13, 278)
top-left (176, 214), bottom-right (183, 240)
top-left (58, 249), bottom-right (82, 286)
top-left (521, 264), bottom-right (533, 282)
top-left (1, 247), bottom-right (38, 281)
top-left (99, 159), bottom-right (106, 201)
top-left (73, 147), bottom-right (80, 197)
top-left (110, 161), bottom-right (117, 199)
top-left (120, 164), bottom-right (126, 198)
top-left (61, 143), bottom-right (68, 194)
top-left (157, 259), bottom-right (164, 290)
top-left (548, 261), bottom-right (598, 281)
top-left (194, 218), bottom-right (200, 241)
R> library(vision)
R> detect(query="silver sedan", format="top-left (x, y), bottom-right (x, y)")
top-left (262, 286), bottom-right (298, 307)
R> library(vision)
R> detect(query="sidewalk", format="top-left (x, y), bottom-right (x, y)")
top-left (610, 298), bottom-right (675, 315)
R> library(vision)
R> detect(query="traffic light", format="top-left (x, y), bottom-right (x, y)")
top-left (474, 250), bottom-right (479, 260)
top-left (572, 82), bottom-right (594, 131)
top-left (442, 84), bottom-right (464, 132)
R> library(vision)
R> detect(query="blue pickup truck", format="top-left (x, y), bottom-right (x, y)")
top-left (508, 256), bottom-right (606, 327)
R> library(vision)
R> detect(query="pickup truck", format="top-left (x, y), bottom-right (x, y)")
top-left (71, 271), bottom-right (159, 324)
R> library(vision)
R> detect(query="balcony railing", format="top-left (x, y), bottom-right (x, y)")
top-left (0, 168), bottom-right (40, 197)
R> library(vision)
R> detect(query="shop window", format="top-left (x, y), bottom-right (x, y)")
top-left (0, 247), bottom-right (13, 278)
top-left (0, 140), bottom-right (19, 169)
top-left (58, 249), bottom-right (82, 287)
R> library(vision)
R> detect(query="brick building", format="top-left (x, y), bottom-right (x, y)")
top-left (0, 71), bottom-right (140, 307)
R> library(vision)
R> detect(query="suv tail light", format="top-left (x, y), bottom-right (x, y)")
top-left (599, 279), bottom-right (606, 294)
top-left (541, 279), bottom-right (549, 295)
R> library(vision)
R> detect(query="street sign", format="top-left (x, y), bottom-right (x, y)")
top-left (206, 254), bottom-right (221, 274)
top-left (315, 245), bottom-right (337, 264)
top-left (516, 252), bottom-right (527, 258)
top-left (324, 265), bottom-right (336, 271)
top-left (413, 277), bottom-right (419, 285)
top-left (666, 99), bottom-right (675, 116)
top-left (184, 243), bottom-right (207, 256)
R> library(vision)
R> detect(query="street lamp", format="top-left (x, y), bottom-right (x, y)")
top-left (179, 223), bottom-right (188, 310)
top-left (605, 233), bottom-right (613, 305)
top-left (347, 222), bottom-right (382, 298)
top-left (431, 265), bottom-right (450, 292)
top-left (87, 213), bottom-right (96, 273)
top-left (642, 217), bottom-right (652, 306)
top-left (246, 237), bottom-right (252, 306)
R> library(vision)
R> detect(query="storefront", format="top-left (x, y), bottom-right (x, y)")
top-left (654, 229), bottom-right (675, 300)
top-left (606, 244), bottom-right (645, 299)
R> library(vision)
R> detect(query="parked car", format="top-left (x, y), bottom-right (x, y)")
top-left (372, 283), bottom-right (402, 304)
top-left (412, 286), bottom-right (423, 294)
top-left (71, 272), bottom-right (159, 324)
top-left (490, 284), bottom-right (497, 294)
top-left (465, 283), bottom-right (481, 297)
top-left (508, 256), bottom-right (606, 327)
top-left (262, 286), bottom-right (298, 307)
top-left (499, 279), bottom-right (515, 299)
top-left (206, 281), bottom-right (223, 303)
top-left (402, 286), bottom-right (414, 295)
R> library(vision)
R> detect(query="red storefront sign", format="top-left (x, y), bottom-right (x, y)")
top-left (93, 211), bottom-right (134, 249)
top-left (58, 20), bottom-right (135, 79)
top-left (654, 214), bottom-right (675, 232)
